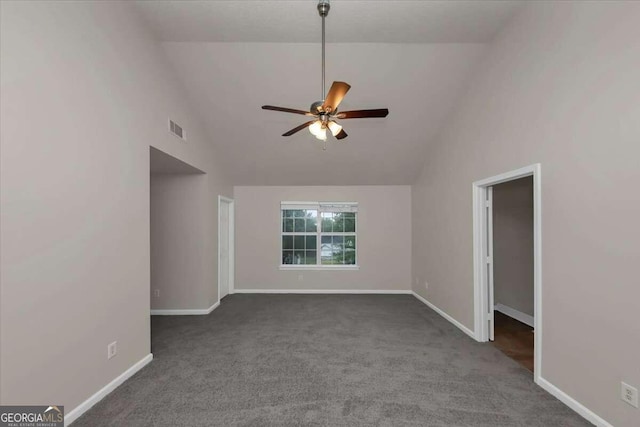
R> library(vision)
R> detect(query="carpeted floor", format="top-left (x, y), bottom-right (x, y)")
top-left (73, 294), bottom-right (589, 426)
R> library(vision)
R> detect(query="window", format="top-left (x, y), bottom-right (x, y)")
top-left (281, 202), bottom-right (357, 268)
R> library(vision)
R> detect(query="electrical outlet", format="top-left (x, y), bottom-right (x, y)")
top-left (298, 274), bottom-right (304, 282)
top-left (154, 289), bottom-right (160, 298)
top-left (425, 281), bottom-right (429, 290)
top-left (107, 341), bottom-right (117, 360)
top-left (414, 277), bottom-right (419, 286)
top-left (621, 382), bottom-right (638, 408)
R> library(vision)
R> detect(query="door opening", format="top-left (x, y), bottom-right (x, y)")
top-left (473, 164), bottom-right (541, 383)
top-left (490, 176), bottom-right (535, 372)
top-left (150, 146), bottom-right (206, 317)
top-left (218, 196), bottom-right (234, 302)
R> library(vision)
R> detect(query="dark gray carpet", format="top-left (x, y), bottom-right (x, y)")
top-left (73, 294), bottom-right (589, 426)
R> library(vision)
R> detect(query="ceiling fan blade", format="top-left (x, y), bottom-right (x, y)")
top-left (335, 129), bottom-right (348, 140)
top-left (322, 81), bottom-right (351, 113)
top-left (262, 105), bottom-right (315, 116)
top-left (336, 109), bottom-right (389, 119)
top-left (282, 120), bottom-right (317, 136)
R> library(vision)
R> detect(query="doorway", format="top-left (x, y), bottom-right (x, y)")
top-left (218, 196), bottom-right (235, 301)
top-left (473, 164), bottom-right (542, 383)
top-left (149, 147), bottom-right (207, 315)
top-left (491, 177), bottom-right (534, 372)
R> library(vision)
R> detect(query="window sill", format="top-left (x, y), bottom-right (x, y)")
top-left (279, 265), bottom-right (360, 271)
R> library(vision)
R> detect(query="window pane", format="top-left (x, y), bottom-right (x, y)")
top-left (343, 212), bottom-right (355, 219)
top-left (305, 210), bottom-right (318, 219)
top-left (282, 250), bottom-right (294, 264)
top-left (321, 236), bottom-right (332, 262)
top-left (320, 236), bottom-right (344, 265)
top-left (333, 213), bottom-right (344, 232)
top-left (283, 218), bottom-right (293, 232)
top-left (344, 217), bottom-right (356, 232)
top-left (305, 250), bottom-right (317, 265)
top-left (345, 235), bottom-right (356, 264)
top-left (294, 218), bottom-right (305, 232)
top-left (283, 210), bottom-right (294, 218)
top-left (293, 250), bottom-right (305, 265)
top-left (345, 235), bottom-right (356, 249)
top-left (294, 235), bottom-right (305, 249)
top-left (305, 217), bottom-right (317, 232)
top-left (321, 212), bottom-right (333, 232)
top-left (325, 248), bottom-right (344, 264)
top-left (282, 235), bottom-right (293, 250)
top-left (331, 236), bottom-right (344, 264)
top-left (306, 235), bottom-right (317, 250)
top-left (345, 249), bottom-right (356, 265)
top-left (293, 210), bottom-right (306, 218)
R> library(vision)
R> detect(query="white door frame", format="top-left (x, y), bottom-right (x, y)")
top-left (472, 163), bottom-right (542, 384)
top-left (217, 196), bottom-right (235, 302)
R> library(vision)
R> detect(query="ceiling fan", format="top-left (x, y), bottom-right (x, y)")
top-left (262, 0), bottom-right (389, 147)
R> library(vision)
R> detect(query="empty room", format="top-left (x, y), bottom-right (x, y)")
top-left (0, 1), bottom-right (638, 426)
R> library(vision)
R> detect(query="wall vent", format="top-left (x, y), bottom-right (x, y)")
top-left (168, 119), bottom-right (186, 141)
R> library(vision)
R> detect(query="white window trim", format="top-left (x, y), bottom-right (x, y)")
top-left (280, 201), bottom-right (359, 270)
top-left (279, 265), bottom-right (360, 271)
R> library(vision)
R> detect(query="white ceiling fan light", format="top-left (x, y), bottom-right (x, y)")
top-left (309, 120), bottom-right (323, 136)
top-left (327, 121), bottom-right (343, 137)
top-left (316, 127), bottom-right (327, 141)
top-left (309, 121), bottom-right (327, 141)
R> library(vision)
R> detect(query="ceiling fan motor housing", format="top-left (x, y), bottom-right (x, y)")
top-left (310, 100), bottom-right (330, 114)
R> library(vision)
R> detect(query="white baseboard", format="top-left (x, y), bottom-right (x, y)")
top-left (232, 289), bottom-right (413, 294)
top-left (150, 301), bottom-right (219, 316)
top-left (411, 291), bottom-right (477, 340)
top-left (65, 353), bottom-right (153, 426)
top-left (494, 303), bottom-right (534, 327)
top-left (537, 377), bottom-right (613, 427)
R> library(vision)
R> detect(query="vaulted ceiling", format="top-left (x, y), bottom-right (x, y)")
top-left (134, 1), bottom-right (523, 185)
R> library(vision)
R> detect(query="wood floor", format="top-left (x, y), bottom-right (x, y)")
top-left (492, 311), bottom-right (534, 372)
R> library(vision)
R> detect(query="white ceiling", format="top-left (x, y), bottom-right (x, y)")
top-left (134, 1), bottom-right (523, 185)
top-left (135, 1), bottom-right (523, 43)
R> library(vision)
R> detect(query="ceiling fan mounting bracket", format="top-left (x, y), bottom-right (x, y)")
top-left (317, 0), bottom-right (330, 18)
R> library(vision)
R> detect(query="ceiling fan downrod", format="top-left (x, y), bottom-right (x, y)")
top-left (318, 0), bottom-right (330, 101)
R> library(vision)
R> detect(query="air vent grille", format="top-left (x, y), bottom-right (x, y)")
top-left (169, 119), bottom-right (186, 140)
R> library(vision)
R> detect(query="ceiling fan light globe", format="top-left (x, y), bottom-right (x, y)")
top-left (327, 121), bottom-right (343, 137)
top-left (315, 127), bottom-right (327, 141)
top-left (309, 120), bottom-right (323, 136)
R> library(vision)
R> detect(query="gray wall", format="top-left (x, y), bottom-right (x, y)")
top-left (411, 2), bottom-right (640, 426)
top-left (493, 177), bottom-right (534, 317)
top-left (234, 186), bottom-right (412, 292)
top-left (0, 1), bottom-right (231, 412)
top-left (151, 173), bottom-right (217, 311)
